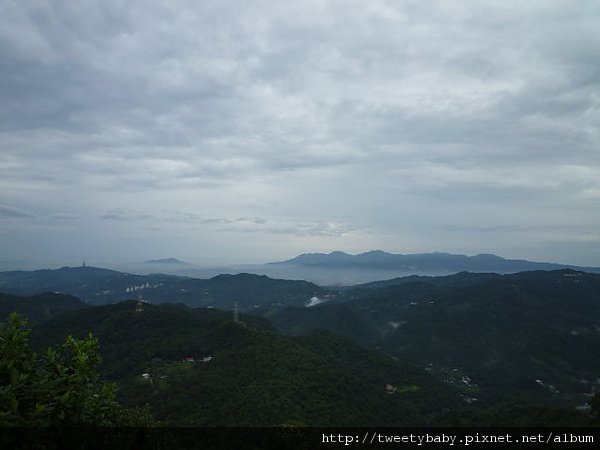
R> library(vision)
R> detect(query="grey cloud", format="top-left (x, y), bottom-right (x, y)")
top-left (447, 223), bottom-right (600, 237)
top-left (6, 0), bottom-right (597, 189)
top-left (0, 204), bottom-right (37, 219)
top-left (100, 209), bottom-right (153, 222)
top-left (166, 212), bottom-right (264, 225)
top-left (217, 218), bottom-right (359, 237)
top-left (0, 205), bottom-right (81, 220)
top-left (46, 213), bottom-right (82, 220)
top-left (102, 208), bottom-right (358, 238)
top-left (1, 1), bottom-right (599, 265)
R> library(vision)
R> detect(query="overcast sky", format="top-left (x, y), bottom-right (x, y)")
top-left (1, 0), bottom-right (599, 267)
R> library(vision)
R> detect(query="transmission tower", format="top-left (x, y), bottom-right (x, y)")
top-left (233, 301), bottom-right (240, 323)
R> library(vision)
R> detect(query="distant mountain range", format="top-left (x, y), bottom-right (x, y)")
top-left (271, 250), bottom-right (600, 274)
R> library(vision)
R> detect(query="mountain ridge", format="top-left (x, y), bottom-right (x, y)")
top-left (268, 269), bottom-right (600, 410)
top-left (270, 250), bottom-right (600, 274)
top-left (0, 266), bottom-right (326, 311)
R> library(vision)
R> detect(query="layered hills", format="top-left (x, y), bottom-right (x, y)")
top-left (1, 263), bottom-right (598, 425)
top-left (0, 266), bottom-right (324, 311)
top-left (269, 270), bottom-right (600, 410)
top-left (28, 301), bottom-right (460, 426)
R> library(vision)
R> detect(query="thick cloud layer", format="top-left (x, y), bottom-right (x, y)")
top-left (1, 0), bottom-right (599, 266)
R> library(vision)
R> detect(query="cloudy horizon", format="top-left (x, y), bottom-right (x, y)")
top-left (1, 0), bottom-right (599, 268)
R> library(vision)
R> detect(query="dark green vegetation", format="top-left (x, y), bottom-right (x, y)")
top-left (269, 270), bottom-right (600, 417)
top-left (0, 292), bottom-right (87, 323)
top-left (27, 302), bottom-right (460, 426)
top-left (0, 266), bottom-right (324, 310)
top-left (1, 266), bottom-right (599, 426)
top-left (0, 313), bottom-right (152, 426)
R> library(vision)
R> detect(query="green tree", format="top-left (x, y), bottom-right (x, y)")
top-left (0, 312), bottom-right (153, 426)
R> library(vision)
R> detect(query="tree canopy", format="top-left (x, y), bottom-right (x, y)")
top-left (0, 312), bottom-right (152, 426)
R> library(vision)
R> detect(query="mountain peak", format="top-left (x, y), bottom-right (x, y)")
top-left (359, 250), bottom-right (390, 256)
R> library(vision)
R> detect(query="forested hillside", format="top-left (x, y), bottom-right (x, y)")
top-left (2, 268), bottom-right (598, 426)
top-left (28, 301), bottom-right (461, 426)
top-left (269, 270), bottom-right (600, 411)
top-left (0, 266), bottom-right (326, 310)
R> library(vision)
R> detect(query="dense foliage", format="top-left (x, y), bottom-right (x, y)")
top-left (269, 270), bottom-right (600, 413)
top-left (0, 313), bottom-right (153, 426)
top-left (0, 292), bottom-right (86, 323)
top-left (29, 301), bottom-right (461, 426)
top-left (2, 267), bottom-right (599, 427)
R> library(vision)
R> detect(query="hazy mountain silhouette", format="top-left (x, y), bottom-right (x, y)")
top-left (271, 250), bottom-right (600, 274)
top-left (143, 258), bottom-right (189, 265)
